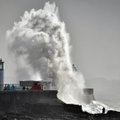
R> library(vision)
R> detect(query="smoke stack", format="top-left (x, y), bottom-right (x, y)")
top-left (0, 59), bottom-right (4, 90)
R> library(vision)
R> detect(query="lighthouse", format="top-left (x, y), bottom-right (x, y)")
top-left (0, 59), bottom-right (4, 90)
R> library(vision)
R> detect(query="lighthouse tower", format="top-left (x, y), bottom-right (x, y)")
top-left (0, 59), bottom-right (4, 90)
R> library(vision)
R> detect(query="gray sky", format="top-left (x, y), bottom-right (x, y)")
top-left (0, 0), bottom-right (120, 103)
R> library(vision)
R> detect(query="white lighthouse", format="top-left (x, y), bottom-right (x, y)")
top-left (0, 59), bottom-right (4, 90)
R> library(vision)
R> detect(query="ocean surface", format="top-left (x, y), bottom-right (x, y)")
top-left (101, 101), bottom-right (120, 112)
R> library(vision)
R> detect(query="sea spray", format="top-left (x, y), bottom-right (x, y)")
top-left (6, 2), bottom-right (86, 105)
top-left (6, 2), bottom-right (112, 114)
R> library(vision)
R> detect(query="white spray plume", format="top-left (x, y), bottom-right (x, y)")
top-left (7, 2), bottom-right (86, 105)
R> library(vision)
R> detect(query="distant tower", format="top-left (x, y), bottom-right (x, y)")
top-left (0, 59), bottom-right (4, 90)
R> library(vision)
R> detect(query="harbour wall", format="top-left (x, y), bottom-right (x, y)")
top-left (0, 90), bottom-right (59, 112)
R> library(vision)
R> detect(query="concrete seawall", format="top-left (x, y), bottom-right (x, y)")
top-left (0, 90), bottom-right (85, 119)
top-left (0, 89), bottom-right (94, 112)
top-left (0, 90), bottom-right (120, 119)
top-left (0, 90), bottom-right (60, 112)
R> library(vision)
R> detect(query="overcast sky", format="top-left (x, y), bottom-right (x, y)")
top-left (0, 0), bottom-right (120, 103)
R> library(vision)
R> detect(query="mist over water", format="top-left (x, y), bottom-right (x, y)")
top-left (6, 2), bottom-right (86, 105)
